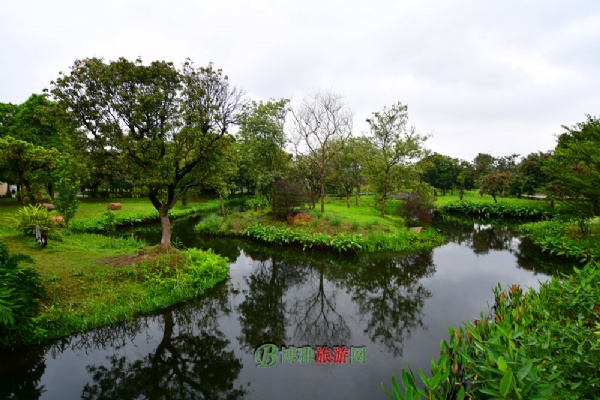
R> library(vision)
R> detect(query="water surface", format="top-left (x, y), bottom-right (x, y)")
top-left (0, 216), bottom-right (570, 399)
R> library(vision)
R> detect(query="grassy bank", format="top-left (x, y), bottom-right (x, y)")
top-left (0, 197), bottom-right (231, 348)
top-left (195, 196), bottom-right (445, 253)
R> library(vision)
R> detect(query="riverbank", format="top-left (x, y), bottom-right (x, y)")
top-left (194, 196), bottom-right (445, 253)
top-left (386, 262), bottom-right (600, 399)
top-left (0, 197), bottom-right (231, 348)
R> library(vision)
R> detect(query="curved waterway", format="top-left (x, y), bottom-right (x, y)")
top-left (0, 215), bottom-right (571, 399)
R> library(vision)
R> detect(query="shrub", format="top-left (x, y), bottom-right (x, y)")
top-left (54, 184), bottom-right (79, 229)
top-left (12, 204), bottom-right (53, 236)
top-left (194, 214), bottom-right (222, 235)
top-left (397, 190), bottom-right (434, 227)
top-left (271, 179), bottom-right (309, 218)
top-left (246, 194), bottom-right (269, 210)
top-left (0, 242), bottom-right (45, 348)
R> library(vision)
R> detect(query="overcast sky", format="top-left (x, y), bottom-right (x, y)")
top-left (1, 0), bottom-right (599, 161)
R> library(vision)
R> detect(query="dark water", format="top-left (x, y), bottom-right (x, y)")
top-left (0, 215), bottom-right (571, 399)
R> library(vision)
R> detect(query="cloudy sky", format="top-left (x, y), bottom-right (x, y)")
top-left (1, 0), bottom-right (599, 160)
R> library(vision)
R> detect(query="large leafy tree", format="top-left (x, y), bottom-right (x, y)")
top-left (543, 115), bottom-right (600, 220)
top-left (363, 102), bottom-right (429, 217)
top-left (0, 136), bottom-right (57, 204)
top-left (237, 99), bottom-right (290, 201)
top-left (50, 57), bottom-right (245, 250)
top-left (291, 91), bottom-right (353, 213)
top-left (420, 153), bottom-right (462, 195)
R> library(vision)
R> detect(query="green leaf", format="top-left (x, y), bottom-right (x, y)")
top-left (497, 356), bottom-right (507, 372)
top-left (499, 368), bottom-right (513, 396)
top-left (517, 361), bottom-right (533, 381)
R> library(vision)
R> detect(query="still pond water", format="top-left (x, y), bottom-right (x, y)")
top-left (0, 216), bottom-right (571, 399)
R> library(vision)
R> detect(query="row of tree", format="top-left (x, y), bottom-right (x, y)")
top-left (0, 57), bottom-right (598, 250)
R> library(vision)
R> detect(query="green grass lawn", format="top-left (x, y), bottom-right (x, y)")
top-left (433, 190), bottom-right (552, 207)
top-left (0, 196), bottom-right (229, 346)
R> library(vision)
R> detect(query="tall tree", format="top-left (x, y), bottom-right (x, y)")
top-left (420, 153), bottom-right (461, 195)
top-left (329, 137), bottom-right (364, 207)
top-left (364, 102), bottom-right (429, 217)
top-left (50, 57), bottom-right (245, 251)
top-left (543, 115), bottom-right (600, 222)
top-left (237, 99), bottom-right (290, 201)
top-left (0, 136), bottom-right (57, 204)
top-left (291, 91), bottom-right (353, 213)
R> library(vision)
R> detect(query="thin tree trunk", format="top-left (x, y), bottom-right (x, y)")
top-left (346, 193), bottom-right (350, 208)
top-left (159, 207), bottom-right (171, 251)
top-left (380, 196), bottom-right (386, 217)
top-left (219, 193), bottom-right (226, 218)
top-left (320, 173), bottom-right (325, 213)
top-left (356, 186), bottom-right (359, 206)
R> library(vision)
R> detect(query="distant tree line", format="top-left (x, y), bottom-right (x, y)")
top-left (0, 56), bottom-right (598, 250)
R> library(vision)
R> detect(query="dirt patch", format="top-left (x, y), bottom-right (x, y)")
top-left (97, 247), bottom-right (166, 268)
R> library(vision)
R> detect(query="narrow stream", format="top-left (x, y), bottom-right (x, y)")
top-left (0, 215), bottom-right (571, 399)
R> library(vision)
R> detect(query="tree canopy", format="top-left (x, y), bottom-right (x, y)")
top-left (50, 57), bottom-right (245, 250)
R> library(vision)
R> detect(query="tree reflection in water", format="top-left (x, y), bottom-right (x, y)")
top-left (81, 282), bottom-right (248, 400)
top-left (0, 347), bottom-right (47, 400)
top-left (290, 260), bottom-right (352, 347)
top-left (343, 252), bottom-right (435, 356)
top-left (236, 257), bottom-right (307, 351)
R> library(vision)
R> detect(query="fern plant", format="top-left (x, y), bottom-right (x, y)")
top-left (12, 204), bottom-right (53, 236)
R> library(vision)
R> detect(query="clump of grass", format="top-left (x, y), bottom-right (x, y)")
top-left (194, 214), bottom-right (221, 235)
top-left (351, 221), bottom-right (360, 231)
top-left (330, 215), bottom-right (342, 227)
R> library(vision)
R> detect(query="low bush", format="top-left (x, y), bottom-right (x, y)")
top-left (11, 204), bottom-right (53, 236)
top-left (384, 263), bottom-right (600, 399)
top-left (194, 214), bottom-right (222, 235)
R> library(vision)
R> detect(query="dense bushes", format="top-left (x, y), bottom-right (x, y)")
top-left (442, 201), bottom-right (556, 220)
top-left (519, 219), bottom-right (599, 265)
top-left (0, 242), bottom-right (45, 348)
top-left (385, 264), bottom-right (600, 399)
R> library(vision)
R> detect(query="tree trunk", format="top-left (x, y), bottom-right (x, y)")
top-left (492, 194), bottom-right (498, 203)
top-left (159, 207), bottom-right (171, 251)
top-left (320, 172), bottom-right (325, 213)
top-left (356, 186), bottom-right (360, 206)
top-left (380, 196), bottom-right (386, 218)
top-left (459, 187), bottom-right (464, 201)
top-left (48, 183), bottom-right (55, 200)
top-left (219, 193), bottom-right (226, 218)
top-left (346, 194), bottom-right (350, 208)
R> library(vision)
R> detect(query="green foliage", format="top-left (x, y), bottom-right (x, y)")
top-left (397, 185), bottom-right (435, 227)
top-left (239, 223), bottom-right (444, 253)
top-left (0, 136), bottom-right (58, 203)
top-left (246, 194), bottom-right (269, 210)
top-left (363, 101), bottom-right (429, 217)
top-left (442, 201), bottom-right (556, 220)
top-left (238, 99), bottom-right (290, 197)
top-left (520, 219), bottom-right (600, 265)
top-left (0, 242), bottom-right (45, 348)
top-left (12, 204), bottom-right (53, 235)
top-left (54, 184), bottom-right (79, 229)
top-left (543, 115), bottom-right (600, 219)
top-left (385, 264), bottom-right (600, 399)
top-left (194, 214), bottom-right (221, 235)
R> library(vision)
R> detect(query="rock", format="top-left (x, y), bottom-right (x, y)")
top-left (41, 203), bottom-right (55, 211)
top-left (50, 215), bottom-right (65, 226)
top-left (408, 226), bottom-right (423, 233)
top-left (287, 210), bottom-right (311, 225)
top-left (108, 203), bottom-right (122, 210)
